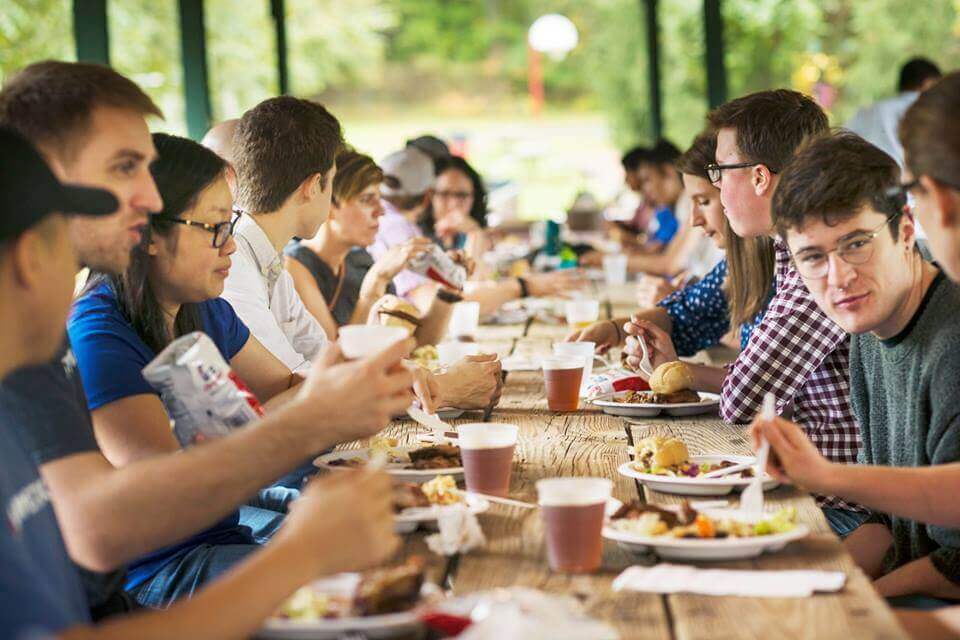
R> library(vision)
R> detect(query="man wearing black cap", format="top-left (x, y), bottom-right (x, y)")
top-left (0, 121), bottom-right (400, 640)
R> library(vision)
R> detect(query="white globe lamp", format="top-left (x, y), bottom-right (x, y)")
top-left (528, 13), bottom-right (579, 60)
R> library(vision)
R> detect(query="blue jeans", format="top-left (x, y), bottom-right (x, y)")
top-left (823, 507), bottom-right (870, 538)
top-left (273, 458), bottom-right (319, 489)
top-left (129, 542), bottom-right (259, 608)
top-left (129, 502), bottom-right (288, 609)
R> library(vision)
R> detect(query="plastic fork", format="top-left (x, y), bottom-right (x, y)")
top-left (740, 393), bottom-right (775, 517)
top-left (634, 332), bottom-right (654, 377)
top-left (407, 405), bottom-right (450, 444)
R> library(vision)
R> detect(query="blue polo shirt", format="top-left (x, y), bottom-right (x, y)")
top-left (67, 282), bottom-right (254, 590)
top-left (0, 422), bottom-right (89, 636)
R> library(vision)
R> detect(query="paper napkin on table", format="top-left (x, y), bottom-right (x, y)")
top-left (425, 503), bottom-right (486, 556)
top-left (612, 564), bottom-right (846, 598)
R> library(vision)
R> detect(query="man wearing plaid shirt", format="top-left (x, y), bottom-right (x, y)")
top-left (626, 90), bottom-right (866, 536)
top-left (709, 91), bottom-right (867, 535)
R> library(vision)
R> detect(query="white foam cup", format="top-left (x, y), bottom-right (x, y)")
top-left (338, 325), bottom-right (408, 360)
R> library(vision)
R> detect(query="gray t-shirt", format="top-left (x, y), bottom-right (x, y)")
top-left (284, 243), bottom-right (394, 325)
top-left (850, 270), bottom-right (960, 584)
top-left (0, 338), bottom-right (129, 617)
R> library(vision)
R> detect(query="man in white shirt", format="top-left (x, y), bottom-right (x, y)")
top-left (220, 99), bottom-right (503, 410)
top-left (221, 98), bottom-right (337, 373)
top-left (846, 57), bottom-right (941, 168)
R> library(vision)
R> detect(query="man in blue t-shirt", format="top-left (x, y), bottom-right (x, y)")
top-left (632, 139), bottom-right (683, 249)
top-left (0, 126), bottom-right (119, 634)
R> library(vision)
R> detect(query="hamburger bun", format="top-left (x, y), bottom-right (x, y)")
top-left (375, 294), bottom-right (421, 336)
top-left (649, 361), bottom-right (693, 394)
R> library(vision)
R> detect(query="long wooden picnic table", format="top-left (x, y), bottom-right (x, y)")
top-left (348, 285), bottom-right (906, 639)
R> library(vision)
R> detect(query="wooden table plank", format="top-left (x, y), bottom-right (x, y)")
top-left (329, 297), bottom-right (905, 639)
top-left (451, 368), bottom-right (672, 640)
top-left (623, 419), bottom-right (906, 639)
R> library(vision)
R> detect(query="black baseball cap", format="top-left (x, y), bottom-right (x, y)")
top-left (0, 126), bottom-right (119, 241)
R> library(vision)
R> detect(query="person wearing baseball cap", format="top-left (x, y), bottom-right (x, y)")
top-left (0, 126), bottom-right (119, 240)
top-left (0, 125), bottom-right (117, 633)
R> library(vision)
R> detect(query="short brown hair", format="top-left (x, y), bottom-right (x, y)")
top-left (900, 71), bottom-right (960, 191)
top-left (676, 132), bottom-right (716, 182)
top-left (707, 89), bottom-right (828, 173)
top-left (0, 60), bottom-right (162, 162)
top-left (233, 96), bottom-right (343, 213)
top-left (332, 149), bottom-right (383, 206)
top-left (773, 131), bottom-right (904, 239)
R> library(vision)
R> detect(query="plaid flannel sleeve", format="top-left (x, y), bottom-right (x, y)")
top-left (719, 270), bottom-right (848, 424)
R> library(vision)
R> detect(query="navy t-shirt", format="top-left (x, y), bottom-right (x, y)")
top-left (0, 421), bottom-right (89, 637)
top-left (0, 338), bottom-right (128, 613)
top-left (67, 282), bottom-right (254, 590)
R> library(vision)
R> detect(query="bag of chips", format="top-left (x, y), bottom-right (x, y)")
top-left (142, 332), bottom-right (264, 446)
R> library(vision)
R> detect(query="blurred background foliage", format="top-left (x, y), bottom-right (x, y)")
top-left (2, 0), bottom-right (958, 217)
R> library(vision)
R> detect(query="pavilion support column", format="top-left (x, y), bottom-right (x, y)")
top-left (641, 0), bottom-right (663, 141)
top-left (73, 0), bottom-right (110, 65)
top-left (703, 0), bottom-right (728, 108)
top-left (178, 0), bottom-right (213, 140)
top-left (271, 0), bottom-right (290, 95)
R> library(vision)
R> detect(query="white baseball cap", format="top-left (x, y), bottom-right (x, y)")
top-left (379, 147), bottom-right (435, 197)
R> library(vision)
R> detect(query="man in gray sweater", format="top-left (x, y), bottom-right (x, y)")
top-left (754, 131), bottom-right (960, 606)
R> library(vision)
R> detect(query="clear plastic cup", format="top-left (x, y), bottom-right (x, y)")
top-left (448, 301), bottom-right (481, 341)
top-left (541, 356), bottom-right (584, 412)
top-left (603, 254), bottom-right (628, 286)
top-left (458, 423), bottom-right (519, 497)
top-left (338, 325), bottom-right (408, 360)
top-left (564, 299), bottom-right (600, 331)
top-left (537, 477), bottom-right (613, 573)
top-left (553, 341), bottom-right (595, 397)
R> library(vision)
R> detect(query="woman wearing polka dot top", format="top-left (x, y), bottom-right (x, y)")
top-left (568, 131), bottom-right (776, 375)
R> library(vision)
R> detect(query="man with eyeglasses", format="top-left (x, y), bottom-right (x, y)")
top-left (751, 118), bottom-right (960, 609)
top-left (625, 89), bottom-right (868, 537)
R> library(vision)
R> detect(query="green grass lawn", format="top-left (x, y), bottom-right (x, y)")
top-left (338, 109), bottom-right (623, 221)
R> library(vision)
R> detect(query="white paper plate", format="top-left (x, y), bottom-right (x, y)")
top-left (591, 391), bottom-right (720, 417)
top-left (314, 447), bottom-right (464, 483)
top-left (604, 515), bottom-right (810, 561)
top-left (394, 494), bottom-right (490, 533)
top-left (257, 574), bottom-right (437, 639)
top-left (617, 455), bottom-right (780, 496)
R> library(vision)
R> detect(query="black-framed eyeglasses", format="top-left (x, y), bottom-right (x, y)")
top-left (792, 214), bottom-right (897, 280)
top-left (170, 212), bottom-right (240, 249)
top-left (706, 162), bottom-right (773, 185)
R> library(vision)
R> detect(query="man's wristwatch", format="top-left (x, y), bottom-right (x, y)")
top-left (436, 288), bottom-right (463, 304)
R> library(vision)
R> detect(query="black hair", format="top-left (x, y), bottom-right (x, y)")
top-left (639, 138), bottom-right (682, 167)
top-left (899, 57), bottom-right (942, 93)
top-left (621, 145), bottom-right (649, 172)
top-left (87, 133), bottom-right (227, 353)
top-left (418, 155), bottom-right (488, 238)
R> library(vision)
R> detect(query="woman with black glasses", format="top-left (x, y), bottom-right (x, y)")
top-left (67, 134), bottom-right (305, 607)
